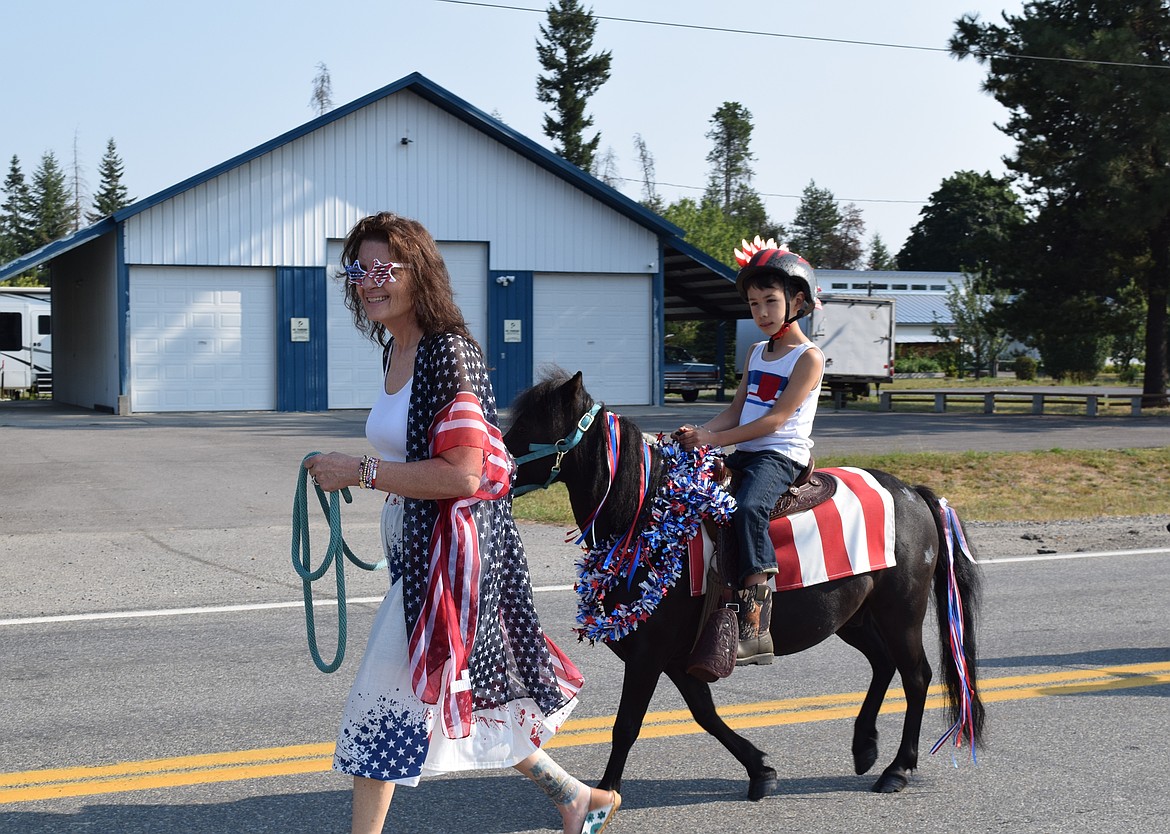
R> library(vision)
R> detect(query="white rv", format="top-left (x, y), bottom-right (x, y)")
top-left (0, 288), bottom-right (52, 397)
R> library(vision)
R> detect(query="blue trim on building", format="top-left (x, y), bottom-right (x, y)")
top-left (487, 269), bottom-right (533, 410)
top-left (116, 224), bottom-right (129, 402)
top-left (275, 267), bottom-right (329, 411)
top-left (654, 241), bottom-right (666, 406)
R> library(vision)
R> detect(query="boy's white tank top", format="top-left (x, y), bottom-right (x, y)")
top-left (735, 341), bottom-right (821, 464)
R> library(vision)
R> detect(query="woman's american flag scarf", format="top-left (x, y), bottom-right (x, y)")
top-left (399, 334), bottom-right (583, 739)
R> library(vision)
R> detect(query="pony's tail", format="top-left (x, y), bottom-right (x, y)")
top-left (916, 485), bottom-right (986, 751)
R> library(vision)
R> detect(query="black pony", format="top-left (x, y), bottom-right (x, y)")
top-left (504, 369), bottom-right (985, 799)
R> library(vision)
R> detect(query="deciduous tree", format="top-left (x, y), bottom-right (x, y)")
top-left (896, 170), bottom-right (1025, 278)
top-left (937, 273), bottom-right (1014, 378)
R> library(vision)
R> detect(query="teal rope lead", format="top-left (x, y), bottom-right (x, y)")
top-left (291, 452), bottom-right (385, 673)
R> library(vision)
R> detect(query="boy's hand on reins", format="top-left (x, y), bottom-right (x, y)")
top-left (673, 424), bottom-right (708, 451)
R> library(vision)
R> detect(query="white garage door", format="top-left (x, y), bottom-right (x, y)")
top-left (130, 267), bottom-right (276, 412)
top-left (326, 241), bottom-right (488, 409)
top-left (534, 274), bottom-right (651, 405)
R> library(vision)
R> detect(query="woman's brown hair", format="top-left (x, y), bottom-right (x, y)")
top-left (340, 212), bottom-right (477, 349)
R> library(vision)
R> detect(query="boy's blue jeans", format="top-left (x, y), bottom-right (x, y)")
top-left (725, 448), bottom-right (802, 583)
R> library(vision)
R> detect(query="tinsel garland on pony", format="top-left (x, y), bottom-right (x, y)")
top-left (574, 441), bottom-right (735, 644)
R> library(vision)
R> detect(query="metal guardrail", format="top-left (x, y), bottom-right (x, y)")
top-left (879, 390), bottom-right (1143, 417)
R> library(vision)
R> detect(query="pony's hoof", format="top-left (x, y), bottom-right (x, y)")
top-left (747, 767), bottom-right (778, 801)
top-left (853, 741), bottom-right (878, 775)
top-left (871, 769), bottom-right (911, 793)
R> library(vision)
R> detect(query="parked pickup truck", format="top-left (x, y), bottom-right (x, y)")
top-left (664, 344), bottom-right (721, 402)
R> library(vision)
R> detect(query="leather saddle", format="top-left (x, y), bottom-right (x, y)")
top-left (718, 456), bottom-right (837, 520)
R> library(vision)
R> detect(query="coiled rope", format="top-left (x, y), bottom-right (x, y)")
top-left (291, 452), bottom-right (385, 673)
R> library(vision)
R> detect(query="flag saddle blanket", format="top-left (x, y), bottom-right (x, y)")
top-left (688, 466), bottom-right (897, 595)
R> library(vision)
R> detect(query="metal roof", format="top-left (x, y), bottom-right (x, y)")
top-left (2, 74), bottom-right (737, 317)
top-left (0, 220), bottom-right (114, 283)
top-left (662, 236), bottom-right (740, 321)
top-left (875, 293), bottom-right (953, 326)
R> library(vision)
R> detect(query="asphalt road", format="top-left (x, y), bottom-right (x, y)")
top-left (1, 400), bottom-right (1169, 833)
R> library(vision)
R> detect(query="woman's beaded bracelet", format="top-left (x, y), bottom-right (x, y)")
top-left (358, 455), bottom-right (380, 490)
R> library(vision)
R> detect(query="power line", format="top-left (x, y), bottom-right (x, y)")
top-left (434, 0), bottom-right (1170, 71)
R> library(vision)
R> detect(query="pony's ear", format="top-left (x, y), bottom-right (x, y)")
top-left (562, 371), bottom-right (586, 407)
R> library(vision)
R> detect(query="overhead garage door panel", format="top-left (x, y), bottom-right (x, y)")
top-left (533, 274), bottom-right (650, 405)
top-left (130, 268), bottom-right (276, 412)
top-left (326, 241), bottom-right (488, 410)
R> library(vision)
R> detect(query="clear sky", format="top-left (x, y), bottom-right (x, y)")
top-left (2, 0), bottom-right (1023, 258)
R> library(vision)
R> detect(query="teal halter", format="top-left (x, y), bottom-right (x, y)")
top-left (511, 403), bottom-right (602, 496)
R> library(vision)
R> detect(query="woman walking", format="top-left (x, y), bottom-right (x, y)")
top-left (305, 213), bottom-right (619, 834)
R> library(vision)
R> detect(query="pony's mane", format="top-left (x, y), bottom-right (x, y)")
top-left (508, 365), bottom-right (594, 421)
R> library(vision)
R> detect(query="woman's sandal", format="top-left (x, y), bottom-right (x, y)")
top-left (579, 790), bottom-right (621, 834)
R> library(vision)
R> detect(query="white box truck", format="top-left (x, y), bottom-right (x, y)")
top-left (0, 289), bottom-right (52, 398)
top-left (736, 294), bottom-right (895, 404)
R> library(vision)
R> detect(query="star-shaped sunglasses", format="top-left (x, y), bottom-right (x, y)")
top-left (344, 259), bottom-right (408, 287)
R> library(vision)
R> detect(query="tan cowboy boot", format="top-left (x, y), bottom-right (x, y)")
top-left (735, 583), bottom-right (774, 666)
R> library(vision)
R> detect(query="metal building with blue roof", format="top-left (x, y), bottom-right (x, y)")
top-left (0, 73), bottom-right (739, 414)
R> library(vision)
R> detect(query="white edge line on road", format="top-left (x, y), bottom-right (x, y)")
top-left (6, 549), bottom-right (1170, 627)
top-left (976, 546), bottom-right (1170, 565)
top-left (0, 584), bottom-right (579, 627)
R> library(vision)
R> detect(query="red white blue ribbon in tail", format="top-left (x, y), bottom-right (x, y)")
top-left (929, 496), bottom-right (978, 763)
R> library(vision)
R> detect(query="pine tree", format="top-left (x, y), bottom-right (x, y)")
top-left (787, 182), bottom-right (867, 269)
top-left (867, 234), bottom-right (897, 271)
top-left (309, 62), bottom-right (334, 116)
top-left (1, 155), bottom-right (35, 263)
top-left (87, 138), bottom-right (132, 223)
top-left (69, 130), bottom-right (87, 232)
top-left (31, 151), bottom-right (72, 249)
top-left (633, 133), bottom-right (663, 213)
top-left (788, 181), bottom-right (842, 267)
top-left (703, 102), bottom-right (759, 222)
top-left (535, 0), bottom-right (612, 170)
top-left (953, 0), bottom-right (1170, 403)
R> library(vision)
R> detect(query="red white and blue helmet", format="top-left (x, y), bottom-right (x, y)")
top-left (733, 236), bottom-right (818, 317)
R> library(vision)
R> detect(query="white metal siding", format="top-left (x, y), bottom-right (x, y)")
top-left (122, 91), bottom-right (660, 275)
top-left (325, 241), bottom-right (488, 409)
top-left (533, 274), bottom-right (651, 405)
top-left (129, 267), bottom-right (275, 412)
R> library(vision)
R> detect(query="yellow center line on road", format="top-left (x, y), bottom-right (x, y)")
top-left (4, 661), bottom-right (1168, 804)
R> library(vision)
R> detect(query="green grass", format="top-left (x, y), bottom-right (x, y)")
top-left (512, 447), bottom-right (1170, 526)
